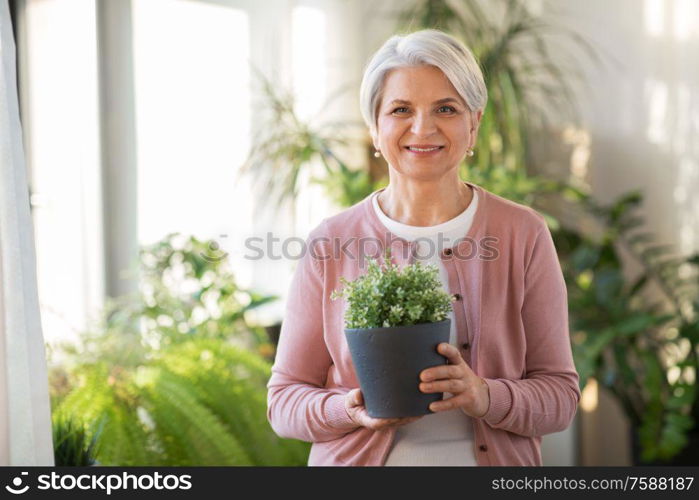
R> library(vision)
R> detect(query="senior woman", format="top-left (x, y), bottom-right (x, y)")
top-left (267, 29), bottom-right (581, 466)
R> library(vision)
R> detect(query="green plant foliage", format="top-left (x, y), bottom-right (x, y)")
top-left (54, 340), bottom-right (309, 465)
top-left (57, 234), bottom-right (278, 369)
top-left (52, 412), bottom-right (101, 466)
top-left (556, 193), bottom-right (699, 463)
top-left (238, 70), bottom-right (381, 209)
top-left (310, 149), bottom-right (389, 208)
top-left (137, 234), bottom-right (277, 349)
top-left (51, 234), bottom-right (310, 465)
top-left (331, 248), bottom-right (455, 329)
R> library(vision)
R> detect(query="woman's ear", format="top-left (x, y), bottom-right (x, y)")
top-left (470, 110), bottom-right (483, 135)
top-left (371, 130), bottom-right (379, 151)
top-left (469, 110), bottom-right (483, 149)
top-left (472, 109), bottom-right (483, 130)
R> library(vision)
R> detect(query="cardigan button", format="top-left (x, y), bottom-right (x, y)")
top-left (453, 293), bottom-right (462, 301)
top-left (462, 342), bottom-right (470, 350)
top-left (479, 444), bottom-right (488, 452)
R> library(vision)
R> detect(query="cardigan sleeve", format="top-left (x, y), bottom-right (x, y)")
top-left (266, 229), bottom-right (360, 443)
top-left (481, 218), bottom-right (581, 437)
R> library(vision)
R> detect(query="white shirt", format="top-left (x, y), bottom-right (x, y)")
top-left (373, 187), bottom-right (479, 466)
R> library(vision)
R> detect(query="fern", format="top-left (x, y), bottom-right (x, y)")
top-left (155, 339), bottom-right (308, 465)
top-left (145, 370), bottom-right (252, 465)
top-left (51, 234), bottom-right (310, 465)
top-left (53, 338), bottom-right (311, 465)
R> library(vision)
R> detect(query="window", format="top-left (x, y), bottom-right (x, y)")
top-left (21, 0), bottom-right (349, 342)
top-left (21, 0), bottom-right (102, 346)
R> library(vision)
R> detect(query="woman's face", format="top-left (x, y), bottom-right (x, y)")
top-left (373, 65), bottom-right (482, 181)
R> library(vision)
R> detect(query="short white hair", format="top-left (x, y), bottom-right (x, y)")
top-left (359, 29), bottom-right (487, 136)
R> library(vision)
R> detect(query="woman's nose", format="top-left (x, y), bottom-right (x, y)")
top-left (411, 111), bottom-right (437, 136)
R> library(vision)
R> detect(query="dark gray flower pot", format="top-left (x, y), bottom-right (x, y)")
top-left (345, 319), bottom-right (450, 418)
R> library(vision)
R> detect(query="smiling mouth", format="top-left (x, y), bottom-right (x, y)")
top-left (405, 146), bottom-right (444, 152)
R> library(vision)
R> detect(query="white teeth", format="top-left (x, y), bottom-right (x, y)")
top-left (408, 146), bottom-right (440, 152)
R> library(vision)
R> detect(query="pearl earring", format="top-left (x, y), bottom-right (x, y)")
top-left (466, 149), bottom-right (475, 157)
top-left (374, 150), bottom-right (381, 158)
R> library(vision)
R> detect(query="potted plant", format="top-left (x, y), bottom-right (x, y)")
top-left (331, 249), bottom-right (455, 417)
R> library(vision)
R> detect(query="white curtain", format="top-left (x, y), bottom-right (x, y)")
top-left (0, 0), bottom-right (54, 465)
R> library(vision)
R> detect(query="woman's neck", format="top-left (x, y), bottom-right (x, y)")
top-left (377, 177), bottom-right (473, 227)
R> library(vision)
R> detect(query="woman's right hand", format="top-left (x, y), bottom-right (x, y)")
top-left (345, 388), bottom-right (422, 431)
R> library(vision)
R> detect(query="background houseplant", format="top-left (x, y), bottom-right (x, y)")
top-left (49, 234), bottom-right (310, 465)
top-left (332, 250), bottom-right (454, 417)
top-left (242, 0), bottom-right (698, 463)
top-left (52, 413), bottom-right (101, 466)
top-left (238, 71), bottom-right (386, 211)
top-left (557, 193), bottom-right (699, 464)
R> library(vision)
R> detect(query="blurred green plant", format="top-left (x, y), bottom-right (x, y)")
top-left (50, 234), bottom-right (310, 465)
top-left (52, 413), bottom-right (101, 466)
top-left (238, 70), bottom-right (384, 209)
top-left (555, 193), bottom-right (698, 463)
top-left (311, 148), bottom-right (388, 209)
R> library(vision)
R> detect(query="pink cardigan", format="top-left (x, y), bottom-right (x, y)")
top-left (267, 182), bottom-right (581, 466)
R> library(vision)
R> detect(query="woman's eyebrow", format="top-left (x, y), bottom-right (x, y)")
top-left (388, 97), bottom-right (463, 105)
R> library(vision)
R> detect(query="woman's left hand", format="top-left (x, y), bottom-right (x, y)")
top-left (419, 343), bottom-right (490, 418)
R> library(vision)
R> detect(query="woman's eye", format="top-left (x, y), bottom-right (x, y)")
top-left (438, 105), bottom-right (456, 113)
top-left (392, 107), bottom-right (409, 114)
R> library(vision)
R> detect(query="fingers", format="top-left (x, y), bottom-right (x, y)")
top-left (429, 398), bottom-right (454, 412)
top-left (437, 342), bottom-right (463, 365)
top-left (345, 389), bottom-right (366, 427)
top-left (429, 393), bottom-right (468, 412)
top-left (421, 343), bottom-right (476, 382)
top-left (345, 388), bottom-right (363, 409)
top-left (354, 389), bottom-right (364, 406)
top-left (421, 362), bottom-right (462, 382)
top-left (346, 388), bottom-right (425, 430)
top-left (420, 378), bottom-right (466, 394)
